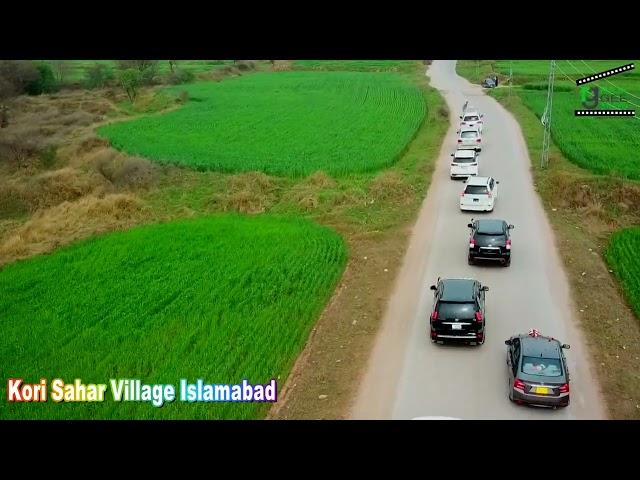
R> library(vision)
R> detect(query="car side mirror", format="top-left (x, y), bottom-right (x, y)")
top-left (480, 114), bottom-right (484, 118)
top-left (450, 153), bottom-right (454, 156)
top-left (430, 285), bottom-right (437, 291)
top-left (481, 286), bottom-right (489, 291)
top-left (562, 344), bottom-right (570, 349)
top-left (467, 223), bottom-right (473, 228)
top-left (496, 181), bottom-right (500, 184)
top-left (508, 224), bottom-right (514, 229)
top-left (459, 115), bottom-right (462, 119)
top-left (505, 339), bottom-right (512, 346)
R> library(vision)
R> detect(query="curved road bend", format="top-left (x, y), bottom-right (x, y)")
top-left (351, 60), bottom-right (606, 420)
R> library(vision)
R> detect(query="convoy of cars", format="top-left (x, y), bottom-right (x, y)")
top-left (428, 102), bottom-right (571, 410)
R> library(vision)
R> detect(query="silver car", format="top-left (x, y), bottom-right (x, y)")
top-left (456, 127), bottom-right (482, 151)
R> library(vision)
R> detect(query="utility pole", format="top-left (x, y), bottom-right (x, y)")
top-left (541, 60), bottom-right (556, 169)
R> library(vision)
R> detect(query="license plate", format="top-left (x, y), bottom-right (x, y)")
top-left (473, 198), bottom-right (479, 202)
top-left (452, 324), bottom-right (462, 330)
top-left (533, 386), bottom-right (550, 395)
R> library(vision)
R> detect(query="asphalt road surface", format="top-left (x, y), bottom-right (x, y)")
top-left (351, 60), bottom-right (607, 420)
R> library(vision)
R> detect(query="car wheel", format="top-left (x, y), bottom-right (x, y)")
top-left (468, 255), bottom-right (475, 265)
top-left (503, 259), bottom-right (511, 267)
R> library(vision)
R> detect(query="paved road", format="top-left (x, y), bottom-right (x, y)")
top-left (351, 60), bottom-right (607, 420)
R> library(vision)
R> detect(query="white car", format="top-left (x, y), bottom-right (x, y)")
top-left (450, 149), bottom-right (479, 179)
top-left (459, 176), bottom-right (499, 212)
top-left (456, 127), bottom-right (482, 151)
top-left (460, 110), bottom-right (484, 133)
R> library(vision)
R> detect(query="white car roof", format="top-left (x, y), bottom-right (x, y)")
top-left (460, 127), bottom-right (480, 133)
top-left (454, 150), bottom-right (476, 158)
top-left (466, 176), bottom-right (491, 185)
top-left (464, 110), bottom-right (480, 116)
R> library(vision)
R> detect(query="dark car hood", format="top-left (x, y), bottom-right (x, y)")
top-left (475, 235), bottom-right (506, 247)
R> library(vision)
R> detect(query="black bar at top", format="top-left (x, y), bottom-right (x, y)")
top-left (575, 63), bottom-right (635, 85)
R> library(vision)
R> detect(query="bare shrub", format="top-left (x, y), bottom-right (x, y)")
top-left (303, 171), bottom-right (336, 189)
top-left (368, 171), bottom-right (414, 203)
top-left (210, 172), bottom-right (278, 214)
top-left (88, 147), bottom-right (157, 189)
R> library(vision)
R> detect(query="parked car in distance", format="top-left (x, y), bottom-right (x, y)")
top-left (429, 277), bottom-right (488, 346)
top-left (468, 218), bottom-right (514, 266)
top-left (460, 176), bottom-right (499, 212)
top-left (450, 149), bottom-right (479, 179)
top-left (505, 330), bottom-right (571, 408)
top-left (457, 127), bottom-right (482, 151)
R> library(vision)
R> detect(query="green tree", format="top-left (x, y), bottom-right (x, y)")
top-left (25, 63), bottom-right (58, 95)
top-left (85, 63), bottom-right (114, 89)
top-left (119, 68), bottom-right (141, 103)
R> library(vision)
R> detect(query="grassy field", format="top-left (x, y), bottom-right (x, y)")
top-left (293, 60), bottom-right (418, 72)
top-left (98, 71), bottom-right (427, 176)
top-left (606, 227), bottom-right (640, 319)
top-left (460, 60), bottom-right (640, 179)
top-left (0, 215), bottom-right (346, 419)
top-left (456, 60), bottom-right (640, 419)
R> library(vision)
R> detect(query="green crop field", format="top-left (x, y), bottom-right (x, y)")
top-left (606, 227), bottom-right (640, 317)
top-left (460, 60), bottom-right (640, 179)
top-left (294, 60), bottom-right (418, 72)
top-left (98, 71), bottom-right (427, 176)
top-left (606, 227), bottom-right (640, 319)
top-left (0, 215), bottom-right (347, 419)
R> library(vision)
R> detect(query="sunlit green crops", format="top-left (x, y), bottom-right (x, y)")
top-left (606, 227), bottom-right (640, 319)
top-left (98, 71), bottom-right (427, 176)
top-left (0, 215), bottom-right (347, 419)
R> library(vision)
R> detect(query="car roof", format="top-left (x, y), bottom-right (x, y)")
top-left (520, 336), bottom-right (562, 358)
top-left (439, 278), bottom-right (476, 302)
top-left (454, 149), bottom-right (476, 158)
top-left (476, 219), bottom-right (506, 233)
top-left (464, 111), bottom-right (480, 116)
top-left (460, 127), bottom-right (480, 133)
top-left (466, 176), bottom-right (490, 185)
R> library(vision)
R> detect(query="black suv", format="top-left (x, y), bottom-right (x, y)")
top-left (429, 278), bottom-right (488, 345)
top-left (505, 330), bottom-right (571, 408)
top-left (467, 219), bottom-right (514, 266)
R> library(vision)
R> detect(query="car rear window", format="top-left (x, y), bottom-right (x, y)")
top-left (437, 302), bottom-right (476, 320)
top-left (521, 356), bottom-right (562, 377)
top-left (460, 131), bottom-right (477, 139)
top-left (454, 156), bottom-right (476, 164)
top-left (464, 116), bottom-right (479, 121)
top-left (464, 185), bottom-right (488, 195)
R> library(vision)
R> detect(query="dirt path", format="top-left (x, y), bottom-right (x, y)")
top-left (350, 61), bottom-right (607, 419)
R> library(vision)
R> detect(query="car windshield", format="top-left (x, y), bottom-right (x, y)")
top-left (464, 185), bottom-right (488, 195)
top-left (460, 131), bottom-right (477, 139)
top-left (454, 156), bottom-right (476, 164)
top-left (437, 302), bottom-right (476, 320)
top-left (521, 356), bottom-right (563, 377)
top-left (477, 232), bottom-right (504, 238)
top-left (464, 116), bottom-right (479, 121)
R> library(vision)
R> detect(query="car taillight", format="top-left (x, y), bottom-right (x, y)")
top-left (514, 379), bottom-right (526, 390)
top-left (475, 311), bottom-right (483, 323)
top-left (431, 310), bottom-right (438, 320)
top-left (457, 139), bottom-right (462, 143)
top-left (460, 192), bottom-right (465, 197)
top-left (469, 238), bottom-right (476, 248)
top-left (505, 239), bottom-right (511, 250)
top-left (431, 330), bottom-right (437, 339)
top-left (476, 138), bottom-right (481, 143)
top-left (487, 192), bottom-right (493, 198)
top-left (559, 383), bottom-right (570, 393)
